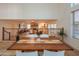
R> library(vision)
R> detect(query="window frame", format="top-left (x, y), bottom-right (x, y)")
top-left (72, 9), bottom-right (79, 39)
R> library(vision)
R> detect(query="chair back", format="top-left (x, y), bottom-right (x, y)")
top-left (43, 50), bottom-right (64, 56)
top-left (16, 50), bottom-right (37, 56)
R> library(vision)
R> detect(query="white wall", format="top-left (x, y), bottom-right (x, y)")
top-left (21, 3), bottom-right (60, 19)
top-left (0, 4), bottom-right (19, 19)
top-left (59, 4), bottom-right (79, 51)
top-left (0, 3), bottom-right (60, 19)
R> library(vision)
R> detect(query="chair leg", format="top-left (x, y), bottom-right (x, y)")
top-left (38, 51), bottom-right (44, 56)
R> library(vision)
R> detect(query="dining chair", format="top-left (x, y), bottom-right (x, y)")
top-left (43, 50), bottom-right (64, 56)
top-left (16, 50), bottom-right (38, 56)
top-left (38, 50), bottom-right (44, 56)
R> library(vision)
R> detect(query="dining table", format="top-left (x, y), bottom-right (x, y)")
top-left (8, 38), bottom-right (73, 51)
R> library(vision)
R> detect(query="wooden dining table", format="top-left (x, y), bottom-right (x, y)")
top-left (8, 38), bottom-right (73, 51)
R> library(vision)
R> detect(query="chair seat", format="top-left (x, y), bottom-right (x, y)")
top-left (16, 51), bottom-right (37, 56)
top-left (43, 50), bottom-right (64, 56)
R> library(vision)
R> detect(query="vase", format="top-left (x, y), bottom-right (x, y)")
top-left (16, 35), bottom-right (20, 42)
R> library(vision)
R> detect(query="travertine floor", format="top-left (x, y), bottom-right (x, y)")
top-left (0, 41), bottom-right (16, 56)
top-left (0, 41), bottom-right (79, 56)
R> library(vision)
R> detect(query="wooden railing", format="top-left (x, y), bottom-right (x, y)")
top-left (2, 27), bottom-right (11, 40)
top-left (2, 27), bottom-right (20, 41)
top-left (2, 27), bottom-right (63, 41)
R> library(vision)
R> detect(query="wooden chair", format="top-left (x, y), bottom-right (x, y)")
top-left (16, 50), bottom-right (38, 56)
top-left (43, 50), bottom-right (64, 56)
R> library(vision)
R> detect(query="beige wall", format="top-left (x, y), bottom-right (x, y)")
top-left (0, 19), bottom-right (56, 41)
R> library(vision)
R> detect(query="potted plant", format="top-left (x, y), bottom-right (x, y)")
top-left (58, 27), bottom-right (66, 41)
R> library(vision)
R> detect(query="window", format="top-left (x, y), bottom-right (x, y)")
top-left (71, 3), bottom-right (79, 7)
top-left (73, 10), bottom-right (79, 39)
top-left (27, 24), bottom-right (31, 29)
top-left (48, 24), bottom-right (57, 28)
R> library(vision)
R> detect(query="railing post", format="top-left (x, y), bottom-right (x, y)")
top-left (16, 34), bottom-right (20, 42)
top-left (19, 24), bottom-right (21, 29)
top-left (2, 27), bottom-right (4, 40)
top-left (18, 24), bottom-right (21, 34)
top-left (9, 32), bottom-right (10, 40)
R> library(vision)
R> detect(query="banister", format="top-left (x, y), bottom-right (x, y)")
top-left (2, 27), bottom-right (4, 40)
top-left (2, 27), bottom-right (11, 40)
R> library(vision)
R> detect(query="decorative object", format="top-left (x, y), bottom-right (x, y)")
top-left (36, 30), bottom-right (42, 41)
top-left (16, 34), bottom-right (20, 42)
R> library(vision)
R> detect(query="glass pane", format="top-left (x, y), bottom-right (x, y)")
top-left (51, 24), bottom-right (54, 28)
top-left (73, 10), bottom-right (79, 39)
top-left (71, 3), bottom-right (79, 7)
top-left (27, 24), bottom-right (31, 29)
top-left (74, 11), bottom-right (79, 22)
